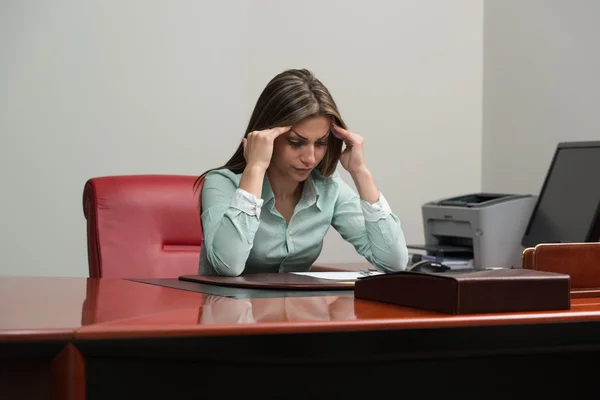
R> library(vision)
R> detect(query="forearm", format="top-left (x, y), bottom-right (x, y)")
top-left (239, 164), bottom-right (266, 198)
top-left (363, 217), bottom-right (409, 271)
top-left (350, 167), bottom-right (379, 204)
top-left (333, 181), bottom-right (409, 272)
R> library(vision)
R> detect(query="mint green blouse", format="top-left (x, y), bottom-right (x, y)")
top-left (198, 168), bottom-right (408, 276)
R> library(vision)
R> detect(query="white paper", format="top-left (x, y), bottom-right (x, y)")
top-left (291, 271), bottom-right (383, 280)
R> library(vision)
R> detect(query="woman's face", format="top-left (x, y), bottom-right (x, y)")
top-left (270, 115), bottom-right (331, 182)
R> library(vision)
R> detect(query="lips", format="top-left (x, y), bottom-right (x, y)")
top-left (295, 167), bottom-right (312, 173)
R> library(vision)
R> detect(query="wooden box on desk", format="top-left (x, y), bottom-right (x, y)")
top-left (354, 269), bottom-right (571, 314)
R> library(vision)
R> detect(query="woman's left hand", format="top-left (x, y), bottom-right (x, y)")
top-left (331, 124), bottom-right (367, 173)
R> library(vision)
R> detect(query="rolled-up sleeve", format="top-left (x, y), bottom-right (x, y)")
top-left (331, 181), bottom-right (408, 272)
top-left (201, 172), bottom-right (263, 276)
top-left (360, 192), bottom-right (392, 222)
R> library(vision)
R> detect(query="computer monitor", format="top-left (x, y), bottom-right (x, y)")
top-left (522, 141), bottom-right (600, 247)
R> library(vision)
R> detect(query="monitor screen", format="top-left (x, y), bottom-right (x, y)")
top-left (522, 141), bottom-right (600, 247)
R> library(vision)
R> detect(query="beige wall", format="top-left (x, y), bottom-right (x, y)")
top-left (0, 0), bottom-right (483, 276)
top-left (482, 0), bottom-right (600, 194)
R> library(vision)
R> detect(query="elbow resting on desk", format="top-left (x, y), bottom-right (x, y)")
top-left (371, 244), bottom-right (409, 273)
top-left (205, 245), bottom-right (246, 277)
top-left (397, 244), bottom-right (410, 270)
top-left (357, 218), bottom-right (409, 273)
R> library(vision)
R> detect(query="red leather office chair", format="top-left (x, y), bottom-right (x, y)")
top-left (83, 175), bottom-right (204, 278)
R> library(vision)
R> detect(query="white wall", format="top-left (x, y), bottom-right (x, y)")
top-left (482, 0), bottom-right (600, 194)
top-left (0, 0), bottom-right (483, 277)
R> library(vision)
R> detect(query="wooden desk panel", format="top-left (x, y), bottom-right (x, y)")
top-left (75, 291), bottom-right (600, 340)
top-left (75, 295), bottom-right (600, 399)
top-left (0, 277), bottom-right (205, 400)
top-left (3, 276), bottom-right (600, 341)
top-left (0, 277), bottom-right (207, 338)
top-left (81, 277), bottom-right (206, 325)
top-left (0, 277), bottom-right (86, 341)
top-left (4, 277), bottom-right (600, 399)
top-left (0, 277), bottom-right (84, 400)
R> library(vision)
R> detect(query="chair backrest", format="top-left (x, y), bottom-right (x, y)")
top-left (83, 174), bottom-right (204, 278)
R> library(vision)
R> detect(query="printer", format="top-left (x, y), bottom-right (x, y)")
top-left (410, 193), bottom-right (536, 270)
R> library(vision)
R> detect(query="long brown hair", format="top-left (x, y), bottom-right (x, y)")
top-left (193, 69), bottom-right (346, 195)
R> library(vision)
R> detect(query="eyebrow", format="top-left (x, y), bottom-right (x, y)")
top-left (289, 129), bottom-right (330, 141)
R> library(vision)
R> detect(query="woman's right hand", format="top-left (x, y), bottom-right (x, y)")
top-left (242, 126), bottom-right (291, 171)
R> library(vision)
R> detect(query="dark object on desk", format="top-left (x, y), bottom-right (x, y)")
top-left (130, 278), bottom-right (353, 299)
top-left (409, 260), bottom-right (451, 273)
top-left (354, 268), bottom-right (570, 314)
top-left (179, 273), bottom-right (355, 290)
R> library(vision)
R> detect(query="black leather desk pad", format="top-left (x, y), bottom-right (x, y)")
top-left (129, 278), bottom-right (354, 299)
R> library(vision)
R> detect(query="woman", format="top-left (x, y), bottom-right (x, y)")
top-left (194, 68), bottom-right (408, 276)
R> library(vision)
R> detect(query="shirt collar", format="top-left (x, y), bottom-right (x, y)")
top-left (261, 171), bottom-right (321, 210)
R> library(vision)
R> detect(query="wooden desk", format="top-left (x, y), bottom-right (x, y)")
top-left (3, 276), bottom-right (600, 399)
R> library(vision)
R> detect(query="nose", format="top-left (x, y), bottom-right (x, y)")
top-left (300, 144), bottom-right (316, 166)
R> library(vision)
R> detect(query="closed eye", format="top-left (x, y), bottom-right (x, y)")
top-left (288, 140), bottom-right (328, 148)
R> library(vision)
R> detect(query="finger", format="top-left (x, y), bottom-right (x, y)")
top-left (331, 124), bottom-right (353, 143)
top-left (268, 125), bottom-right (292, 138)
top-left (241, 138), bottom-right (247, 159)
